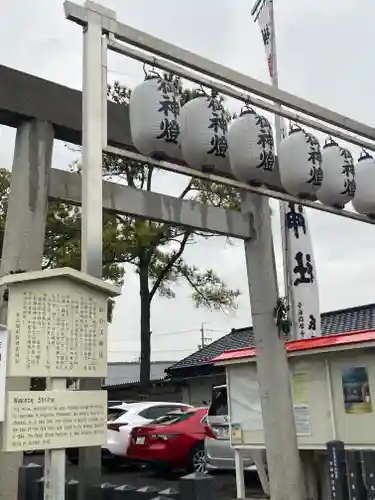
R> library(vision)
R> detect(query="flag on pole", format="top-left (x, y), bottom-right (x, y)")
top-left (257, 0), bottom-right (321, 339)
top-left (258, 5), bottom-right (274, 80)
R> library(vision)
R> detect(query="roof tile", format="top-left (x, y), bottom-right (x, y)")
top-left (167, 303), bottom-right (375, 373)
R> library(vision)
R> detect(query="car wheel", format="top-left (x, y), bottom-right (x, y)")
top-left (188, 443), bottom-right (206, 473)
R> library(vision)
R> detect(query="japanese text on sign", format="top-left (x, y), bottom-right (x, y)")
top-left (7, 279), bottom-right (108, 378)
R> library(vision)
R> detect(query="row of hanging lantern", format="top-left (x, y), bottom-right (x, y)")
top-left (129, 73), bottom-right (375, 217)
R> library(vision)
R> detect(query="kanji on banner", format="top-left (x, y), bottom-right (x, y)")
top-left (257, 0), bottom-right (321, 339)
top-left (258, 5), bottom-right (274, 79)
top-left (283, 202), bottom-right (321, 338)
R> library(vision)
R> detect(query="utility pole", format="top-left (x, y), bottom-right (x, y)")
top-left (198, 322), bottom-right (212, 350)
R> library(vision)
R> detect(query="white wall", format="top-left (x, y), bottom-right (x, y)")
top-left (182, 374), bottom-right (226, 406)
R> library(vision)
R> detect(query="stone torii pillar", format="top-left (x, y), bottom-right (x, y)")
top-left (0, 119), bottom-right (54, 500)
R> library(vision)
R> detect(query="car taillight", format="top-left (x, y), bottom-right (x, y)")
top-left (151, 433), bottom-right (178, 441)
top-left (107, 422), bottom-right (127, 432)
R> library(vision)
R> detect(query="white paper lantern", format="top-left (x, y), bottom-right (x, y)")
top-left (179, 93), bottom-right (230, 174)
top-left (278, 125), bottom-right (323, 199)
top-left (228, 106), bottom-right (275, 185)
top-left (352, 151), bottom-right (375, 216)
top-left (316, 138), bottom-right (356, 208)
top-left (129, 74), bottom-right (181, 159)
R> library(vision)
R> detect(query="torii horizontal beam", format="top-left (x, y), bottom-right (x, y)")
top-left (48, 168), bottom-right (253, 239)
top-left (0, 65), bottom-right (134, 151)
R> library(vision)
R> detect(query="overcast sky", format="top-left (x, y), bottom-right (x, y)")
top-left (1, 0), bottom-right (375, 363)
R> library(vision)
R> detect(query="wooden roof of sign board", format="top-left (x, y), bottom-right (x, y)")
top-left (211, 329), bottom-right (375, 366)
top-left (0, 268), bottom-right (121, 297)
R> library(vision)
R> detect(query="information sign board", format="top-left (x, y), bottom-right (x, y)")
top-left (4, 271), bottom-right (115, 378)
top-left (2, 390), bottom-right (107, 452)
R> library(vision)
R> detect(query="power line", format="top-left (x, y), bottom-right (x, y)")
top-left (110, 328), bottom-right (202, 342)
top-left (110, 327), bottom-right (229, 343)
top-left (108, 324), bottom-right (230, 354)
top-left (108, 347), bottom-right (195, 353)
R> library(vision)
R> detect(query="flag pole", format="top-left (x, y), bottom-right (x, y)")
top-left (267, 0), bottom-right (294, 339)
top-left (260, 0), bottom-right (320, 343)
top-left (251, 2), bottom-right (305, 500)
top-left (251, 0), bottom-right (264, 16)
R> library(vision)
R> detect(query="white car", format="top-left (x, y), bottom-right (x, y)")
top-left (103, 401), bottom-right (193, 466)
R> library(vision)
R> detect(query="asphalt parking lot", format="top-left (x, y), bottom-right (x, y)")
top-left (24, 453), bottom-right (267, 500)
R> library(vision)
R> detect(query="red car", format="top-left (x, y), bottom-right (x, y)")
top-left (127, 407), bottom-right (213, 474)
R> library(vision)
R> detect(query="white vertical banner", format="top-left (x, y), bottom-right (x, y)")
top-left (257, 0), bottom-right (321, 339)
top-left (284, 203), bottom-right (321, 338)
top-left (258, 5), bottom-right (276, 82)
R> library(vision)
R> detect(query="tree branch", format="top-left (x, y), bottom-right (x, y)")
top-left (149, 231), bottom-right (191, 302)
top-left (42, 257), bottom-right (54, 270)
top-left (115, 213), bottom-right (130, 226)
top-left (102, 255), bottom-right (137, 265)
top-left (147, 166), bottom-right (154, 192)
top-left (179, 179), bottom-right (193, 199)
top-left (139, 168), bottom-right (146, 190)
top-left (125, 165), bottom-right (135, 187)
top-left (182, 270), bottom-right (218, 311)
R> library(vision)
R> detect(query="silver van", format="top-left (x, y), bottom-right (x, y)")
top-left (205, 385), bottom-right (255, 471)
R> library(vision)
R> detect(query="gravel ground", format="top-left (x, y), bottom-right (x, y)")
top-left (24, 453), bottom-right (267, 500)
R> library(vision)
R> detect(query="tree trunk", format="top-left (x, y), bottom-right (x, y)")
top-left (139, 260), bottom-right (151, 390)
